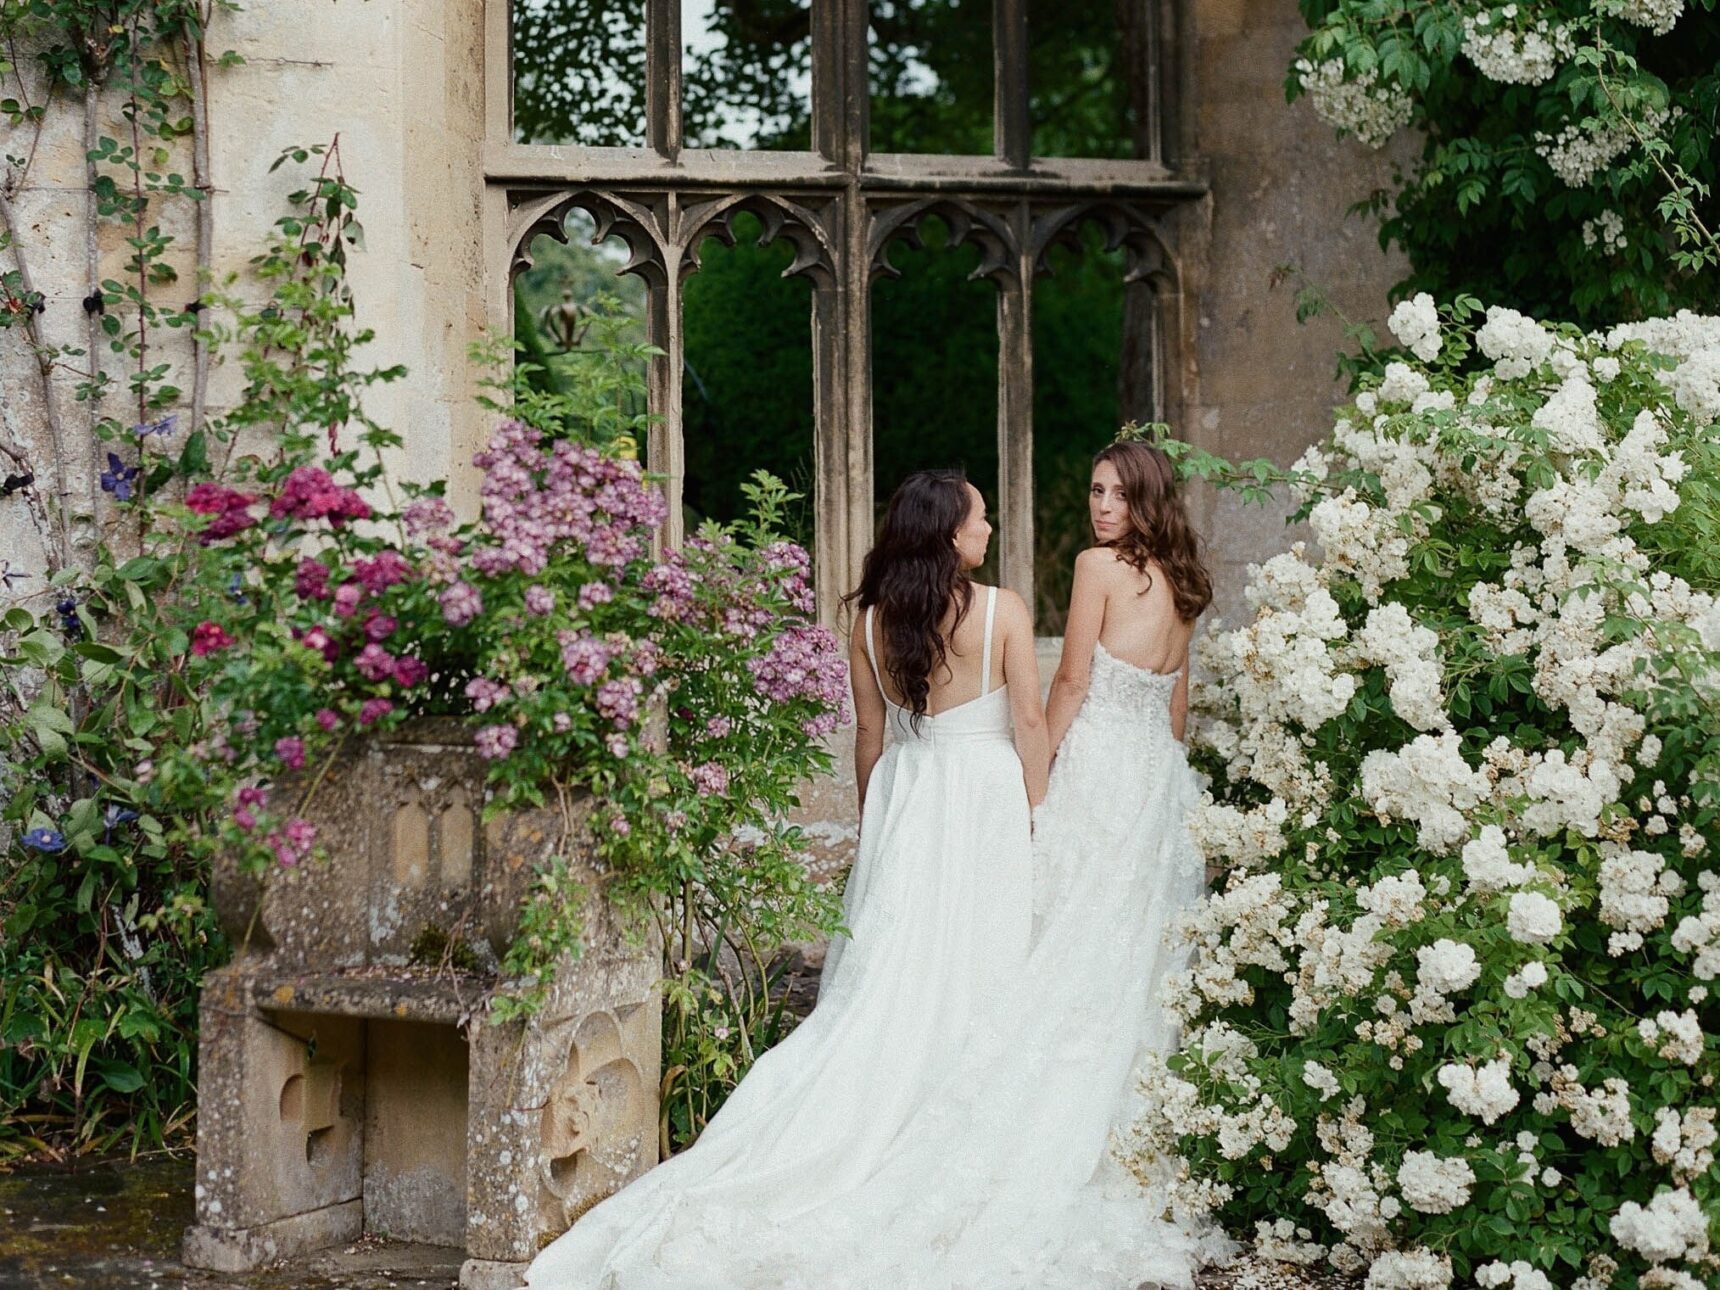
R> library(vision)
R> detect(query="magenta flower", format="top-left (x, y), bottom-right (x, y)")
top-left (332, 582), bottom-right (364, 619)
top-left (186, 483), bottom-right (259, 545)
top-left (191, 620), bottom-right (236, 656)
top-left (297, 625), bottom-right (338, 662)
top-left (355, 643), bottom-right (395, 682)
top-left (363, 613), bottom-right (397, 642)
top-left (315, 708), bottom-right (340, 732)
top-left (525, 585), bottom-right (556, 616)
top-left (440, 580), bottom-right (483, 627)
top-left (403, 496), bottom-right (455, 536)
top-left (268, 817), bottom-right (317, 866)
top-left (295, 558), bottom-right (332, 601)
top-left (271, 466), bottom-right (371, 526)
top-left (352, 550), bottom-right (412, 592)
top-left (475, 723), bottom-right (518, 760)
top-left (359, 698), bottom-right (394, 727)
top-left (275, 736), bottom-right (306, 770)
top-left (393, 656), bottom-right (429, 688)
top-left (608, 813), bottom-right (632, 838)
top-left (643, 560), bottom-right (695, 620)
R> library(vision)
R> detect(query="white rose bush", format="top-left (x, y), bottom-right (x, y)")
top-left (1129, 299), bottom-right (1720, 1289)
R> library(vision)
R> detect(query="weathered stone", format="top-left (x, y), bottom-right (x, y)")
top-left (185, 722), bottom-right (660, 1285)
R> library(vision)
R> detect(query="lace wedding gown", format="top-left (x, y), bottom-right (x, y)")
top-left (526, 588), bottom-right (1036, 1289)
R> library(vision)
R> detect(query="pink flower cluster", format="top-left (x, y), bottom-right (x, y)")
top-left (186, 483), bottom-right (259, 545)
top-left (468, 421), bottom-right (667, 577)
top-left (475, 723), bottom-right (519, 760)
top-left (596, 676), bottom-right (643, 729)
top-left (691, 761), bottom-right (730, 797)
top-left (270, 466), bottom-right (371, 526)
top-left (760, 540), bottom-right (816, 615)
top-left (644, 558), bottom-right (696, 620)
top-left (441, 580), bottom-right (483, 627)
top-left (192, 620), bottom-right (236, 656)
top-left (558, 631), bottom-right (612, 685)
top-left (466, 677), bottom-right (511, 711)
top-left (748, 624), bottom-right (851, 738)
top-left (268, 818), bottom-right (317, 867)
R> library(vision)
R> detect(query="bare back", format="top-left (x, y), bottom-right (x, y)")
top-left (1089, 550), bottom-right (1193, 674)
top-left (867, 585), bottom-right (1005, 714)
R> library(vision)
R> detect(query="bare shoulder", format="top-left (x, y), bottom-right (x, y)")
top-left (1074, 545), bottom-right (1130, 580)
top-left (993, 586), bottom-right (1032, 628)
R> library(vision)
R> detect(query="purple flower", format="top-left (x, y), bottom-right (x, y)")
top-left (596, 677), bottom-right (643, 729)
top-left (275, 736), bottom-right (306, 770)
top-left (608, 814), bottom-right (631, 838)
top-left (706, 716), bottom-right (733, 739)
top-left (315, 708), bottom-right (340, 732)
top-left (558, 631), bottom-right (611, 685)
top-left (134, 413), bottom-right (177, 438)
top-left (363, 613), bottom-right (397, 642)
top-left (21, 827), bottom-right (66, 853)
top-left (403, 496), bottom-right (455, 536)
top-left (606, 734), bottom-right (630, 758)
top-left (578, 581), bottom-right (614, 610)
top-left (440, 580), bottom-right (483, 627)
top-left (359, 698), bottom-right (394, 727)
top-left (552, 712), bottom-right (573, 733)
top-left (355, 643), bottom-right (395, 682)
top-left (525, 585), bottom-right (556, 616)
top-left (332, 582), bottom-right (365, 619)
top-left (100, 452), bottom-right (141, 502)
top-left (748, 625), bottom-right (851, 722)
top-left (691, 761), bottom-right (730, 798)
top-left (643, 559), bottom-right (695, 621)
top-left (465, 676), bottom-right (511, 712)
top-left (475, 723), bottom-right (518, 760)
top-left (297, 625), bottom-right (338, 662)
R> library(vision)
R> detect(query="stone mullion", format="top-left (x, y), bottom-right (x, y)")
top-left (994, 0), bottom-right (1030, 169)
top-left (997, 201), bottom-right (1034, 614)
top-left (646, 0), bottom-right (683, 159)
top-left (647, 197), bottom-right (685, 550)
top-left (841, 183), bottom-right (874, 617)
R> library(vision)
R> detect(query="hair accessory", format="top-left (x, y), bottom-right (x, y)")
top-left (1113, 421), bottom-right (1171, 445)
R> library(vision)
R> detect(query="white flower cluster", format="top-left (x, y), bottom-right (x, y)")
top-left (1138, 308), bottom-right (1720, 1289)
top-left (1536, 106), bottom-right (1667, 188)
top-left (1294, 57), bottom-right (1416, 149)
top-left (1606, 0), bottom-right (1685, 35)
top-left (1388, 293), bottom-right (1443, 363)
top-left (1610, 1187), bottom-right (1710, 1263)
top-left (1460, 12), bottom-right (1575, 85)
top-left (1583, 209), bottom-right (1627, 252)
top-left (1395, 1150), bottom-right (1476, 1214)
top-left (1355, 602), bottom-right (1448, 732)
top-left (1437, 1055), bottom-right (1521, 1124)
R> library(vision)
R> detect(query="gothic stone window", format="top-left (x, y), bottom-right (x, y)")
top-left (487, 0), bottom-right (1204, 629)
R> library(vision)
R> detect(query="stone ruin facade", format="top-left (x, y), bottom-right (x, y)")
top-left (181, 719), bottom-right (660, 1289)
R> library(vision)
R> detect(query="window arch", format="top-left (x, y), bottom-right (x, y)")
top-left (485, 0), bottom-right (1205, 627)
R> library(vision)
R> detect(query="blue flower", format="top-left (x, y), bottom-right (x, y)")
top-left (134, 414), bottom-right (177, 438)
top-left (101, 803), bottom-right (140, 842)
top-left (55, 596), bottom-right (83, 640)
top-left (21, 828), bottom-right (66, 853)
top-left (100, 452), bottom-right (141, 502)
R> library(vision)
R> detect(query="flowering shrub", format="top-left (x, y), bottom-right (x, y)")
top-left (1287, 0), bottom-right (1720, 323)
top-left (1129, 303), bottom-right (1720, 1289)
top-left (2, 147), bottom-right (846, 1158)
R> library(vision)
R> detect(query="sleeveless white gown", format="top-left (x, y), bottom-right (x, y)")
top-left (525, 598), bottom-right (1227, 1288)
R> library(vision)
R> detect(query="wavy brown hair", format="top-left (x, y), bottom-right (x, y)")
top-left (845, 469), bottom-right (974, 726)
top-left (1092, 440), bottom-right (1211, 623)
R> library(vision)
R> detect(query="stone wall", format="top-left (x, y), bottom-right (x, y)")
top-left (0, 3), bottom-right (491, 598)
top-left (1176, 0), bottom-right (1414, 623)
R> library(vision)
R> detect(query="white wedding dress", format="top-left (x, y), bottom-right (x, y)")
top-left (525, 598), bottom-right (1227, 1288)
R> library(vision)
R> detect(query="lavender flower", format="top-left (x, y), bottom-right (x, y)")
top-left (440, 580), bottom-right (483, 627)
top-left (100, 452), bottom-right (141, 501)
top-left (475, 723), bottom-right (519, 760)
top-left (21, 827), bottom-right (66, 853)
top-left (133, 413), bottom-right (177, 438)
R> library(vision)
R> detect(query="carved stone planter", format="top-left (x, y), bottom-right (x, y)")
top-left (182, 719), bottom-right (660, 1289)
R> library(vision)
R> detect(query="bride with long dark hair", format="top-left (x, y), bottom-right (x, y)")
top-left (526, 469), bottom-right (1049, 1288)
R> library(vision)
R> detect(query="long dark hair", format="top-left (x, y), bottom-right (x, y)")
top-left (1093, 441), bottom-right (1212, 622)
top-left (846, 469), bottom-right (974, 724)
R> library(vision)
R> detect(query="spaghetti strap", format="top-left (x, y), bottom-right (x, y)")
top-left (865, 606), bottom-right (886, 696)
top-left (979, 586), bottom-right (998, 699)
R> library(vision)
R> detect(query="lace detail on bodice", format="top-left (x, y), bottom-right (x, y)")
top-left (1084, 641), bottom-right (1179, 723)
